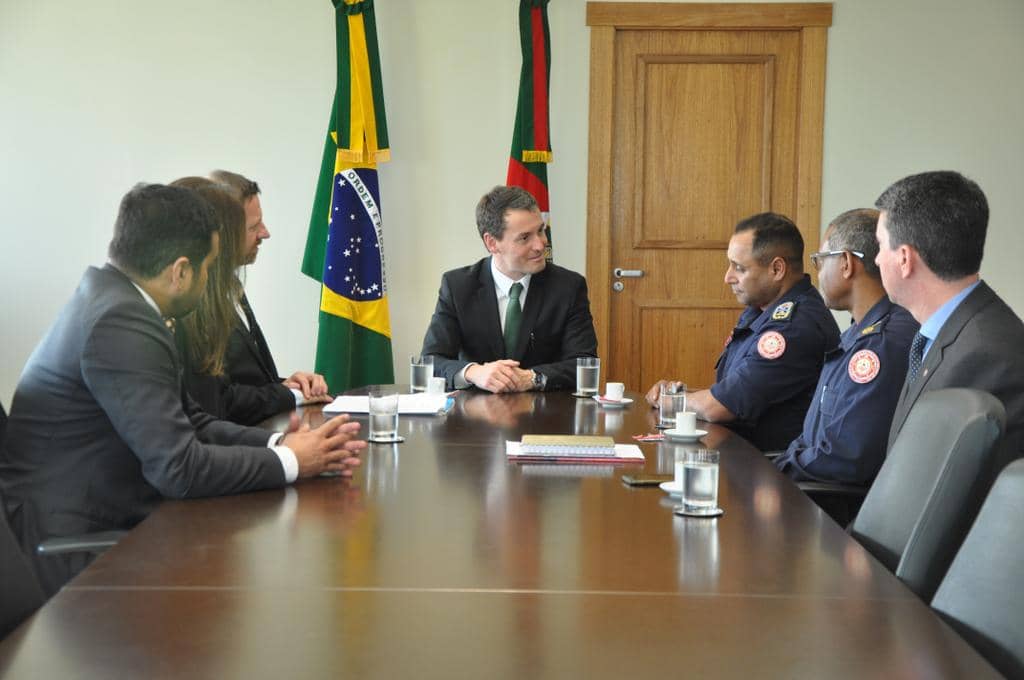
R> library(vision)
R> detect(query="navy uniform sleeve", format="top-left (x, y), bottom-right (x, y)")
top-left (780, 330), bottom-right (912, 484)
top-left (710, 317), bottom-right (825, 424)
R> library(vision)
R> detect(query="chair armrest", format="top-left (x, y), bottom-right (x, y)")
top-left (37, 530), bottom-right (126, 556)
top-left (797, 481), bottom-right (868, 499)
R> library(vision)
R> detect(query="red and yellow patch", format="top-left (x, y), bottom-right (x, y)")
top-left (848, 349), bottom-right (881, 384)
top-left (757, 331), bottom-right (786, 360)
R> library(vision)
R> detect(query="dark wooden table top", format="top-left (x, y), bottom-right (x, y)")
top-left (0, 390), bottom-right (998, 679)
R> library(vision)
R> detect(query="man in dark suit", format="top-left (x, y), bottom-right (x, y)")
top-left (875, 170), bottom-right (1024, 476)
top-left (0, 184), bottom-right (365, 594)
top-left (203, 170), bottom-right (330, 425)
top-left (420, 186), bottom-right (597, 392)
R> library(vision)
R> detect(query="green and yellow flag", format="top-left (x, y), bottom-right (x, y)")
top-left (302, 0), bottom-right (393, 392)
top-left (506, 0), bottom-right (553, 260)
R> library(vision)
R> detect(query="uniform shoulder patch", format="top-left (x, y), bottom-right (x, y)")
top-left (757, 331), bottom-right (786, 360)
top-left (848, 349), bottom-right (881, 383)
top-left (772, 302), bottom-right (794, 320)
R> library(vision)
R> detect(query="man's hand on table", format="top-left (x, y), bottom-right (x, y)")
top-left (282, 413), bottom-right (365, 478)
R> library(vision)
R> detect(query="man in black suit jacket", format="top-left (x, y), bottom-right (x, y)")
top-left (876, 170), bottom-right (1024, 477)
top-left (194, 170), bottom-right (330, 425)
top-left (0, 184), bottom-right (364, 594)
top-left (421, 186), bottom-right (597, 392)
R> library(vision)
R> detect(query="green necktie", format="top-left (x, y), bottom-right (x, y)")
top-left (503, 282), bottom-right (524, 356)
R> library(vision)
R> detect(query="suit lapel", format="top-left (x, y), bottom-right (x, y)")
top-left (891, 283), bottom-right (994, 440)
top-left (476, 261), bottom-right (505, 358)
top-left (236, 296), bottom-right (277, 379)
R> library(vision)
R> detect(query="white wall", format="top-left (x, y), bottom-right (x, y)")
top-left (2, 0), bottom-right (1022, 404)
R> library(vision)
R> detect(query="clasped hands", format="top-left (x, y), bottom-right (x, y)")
top-left (281, 413), bottom-right (366, 479)
top-left (283, 370), bottom-right (332, 405)
top-left (465, 360), bottom-right (534, 393)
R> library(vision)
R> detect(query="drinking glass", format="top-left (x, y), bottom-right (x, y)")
top-left (658, 384), bottom-right (687, 428)
top-left (576, 357), bottom-right (600, 396)
top-left (368, 387), bottom-right (399, 441)
top-left (410, 355), bottom-right (434, 393)
top-left (681, 449), bottom-right (720, 512)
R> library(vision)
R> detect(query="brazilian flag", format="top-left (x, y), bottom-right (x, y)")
top-left (302, 0), bottom-right (393, 393)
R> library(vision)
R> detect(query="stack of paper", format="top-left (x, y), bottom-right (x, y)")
top-left (520, 435), bottom-right (617, 457)
top-left (322, 393), bottom-right (452, 415)
top-left (506, 438), bottom-right (645, 464)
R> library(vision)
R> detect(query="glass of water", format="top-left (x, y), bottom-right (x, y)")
top-left (658, 384), bottom-right (687, 429)
top-left (368, 387), bottom-right (399, 441)
top-left (576, 357), bottom-right (600, 396)
top-left (410, 355), bottom-right (434, 393)
top-left (681, 449), bottom-right (720, 513)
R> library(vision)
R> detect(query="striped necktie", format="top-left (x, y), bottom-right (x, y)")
top-left (503, 282), bottom-right (524, 356)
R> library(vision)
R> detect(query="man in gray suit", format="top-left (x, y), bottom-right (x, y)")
top-left (0, 184), bottom-right (365, 594)
top-left (875, 170), bottom-right (1024, 475)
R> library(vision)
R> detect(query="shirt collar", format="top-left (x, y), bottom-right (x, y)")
top-left (840, 295), bottom-right (894, 350)
top-left (745, 274), bottom-right (815, 330)
top-left (919, 280), bottom-right (981, 343)
top-left (490, 257), bottom-right (532, 298)
top-left (109, 262), bottom-right (162, 317)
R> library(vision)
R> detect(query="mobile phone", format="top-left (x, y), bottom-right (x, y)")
top-left (621, 474), bottom-right (673, 486)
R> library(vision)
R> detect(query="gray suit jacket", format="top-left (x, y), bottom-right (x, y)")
top-left (887, 282), bottom-right (1024, 474)
top-left (0, 265), bottom-right (286, 555)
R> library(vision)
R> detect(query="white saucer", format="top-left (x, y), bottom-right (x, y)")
top-left (659, 481), bottom-right (683, 497)
top-left (592, 395), bottom-right (634, 408)
top-left (664, 429), bottom-right (707, 442)
top-left (368, 435), bottom-right (405, 444)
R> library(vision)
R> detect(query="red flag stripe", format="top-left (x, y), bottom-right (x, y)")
top-left (507, 157), bottom-right (549, 211)
top-left (530, 7), bottom-right (549, 152)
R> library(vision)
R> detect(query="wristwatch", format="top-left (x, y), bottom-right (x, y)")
top-left (531, 370), bottom-right (548, 391)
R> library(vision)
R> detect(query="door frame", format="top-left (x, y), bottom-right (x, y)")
top-left (585, 2), bottom-right (833, 358)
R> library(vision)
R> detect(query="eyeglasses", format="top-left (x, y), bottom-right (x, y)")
top-left (809, 249), bottom-right (864, 270)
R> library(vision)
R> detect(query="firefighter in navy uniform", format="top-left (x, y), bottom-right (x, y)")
top-left (647, 213), bottom-right (840, 452)
top-left (776, 210), bottom-right (918, 485)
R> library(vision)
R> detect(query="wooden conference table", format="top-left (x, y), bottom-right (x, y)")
top-left (0, 389), bottom-right (998, 678)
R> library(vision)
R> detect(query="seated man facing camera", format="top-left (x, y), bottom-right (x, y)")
top-left (420, 186), bottom-right (597, 392)
top-left (0, 184), bottom-right (364, 595)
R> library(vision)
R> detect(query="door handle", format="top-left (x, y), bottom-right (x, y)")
top-left (613, 268), bottom-right (644, 278)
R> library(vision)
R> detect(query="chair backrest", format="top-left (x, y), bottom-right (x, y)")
top-left (1, 490), bottom-right (45, 639)
top-left (850, 388), bottom-right (1005, 601)
top-left (931, 458), bottom-right (1024, 678)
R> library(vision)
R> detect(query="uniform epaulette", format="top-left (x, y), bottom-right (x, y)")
top-left (771, 301), bottom-right (796, 321)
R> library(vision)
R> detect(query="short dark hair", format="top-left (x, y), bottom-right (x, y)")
top-left (476, 185), bottom-right (539, 241)
top-left (735, 212), bottom-right (804, 271)
top-left (209, 169), bottom-right (261, 202)
top-left (108, 183), bottom-right (219, 279)
top-left (828, 208), bottom-right (881, 278)
top-left (875, 171), bottom-right (988, 280)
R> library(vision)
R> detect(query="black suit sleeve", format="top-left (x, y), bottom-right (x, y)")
top-left (527, 274), bottom-right (598, 390)
top-left (81, 310), bottom-right (285, 499)
top-left (421, 273), bottom-right (472, 389)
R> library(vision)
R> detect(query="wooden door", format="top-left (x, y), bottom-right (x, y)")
top-left (586, 3), bottom-right (832, 391)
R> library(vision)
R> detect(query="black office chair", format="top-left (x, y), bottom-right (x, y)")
top-left (1, 489), bottom-right (45, 639)
top-left (849, 388), bottom-right (1005, 602)
top-left (931, 458), bottom-right (1024, 678)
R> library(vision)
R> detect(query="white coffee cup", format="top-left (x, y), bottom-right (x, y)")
top-left (675, 411), bottom-right (698, 435)
top-left (426, 376), bottom-right (446, 394)
top-left (604, 381), bottom-right (625, 401)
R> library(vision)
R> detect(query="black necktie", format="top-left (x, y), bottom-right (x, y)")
top-left (907, 332), bottom-right (926, 384)
top-left (504, 282), bottom-right (523, 356)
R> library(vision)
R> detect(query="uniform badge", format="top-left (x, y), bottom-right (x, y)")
top-left (723, 332), bottom-right (734, 349)
top-left (772, 302), bottom-right (794, 320)
top-left (848, 349), bottom-right (881, 383)
top-left (757, 331), bottom-right (786, 360)
top-left (860, 324), bottom-right (876, 335)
